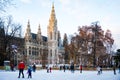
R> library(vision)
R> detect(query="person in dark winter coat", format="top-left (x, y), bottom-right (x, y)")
top-left (113, 65), bottom-right (116, 75)
top-left (47, 66), bottom-right (49, 73)
top-left (72, 64), bottom-right (74, 73)
top-left (18, 60), bottom-right (25, 78)
top-left (32, 63), bottom-right (36, 72)
top-left (49, 67), bottom-right (52, 73)
top-left (70, 64), bottom-right (74, 73)
top-left (10, 63), bottom-right (14, 71)
top-left (27, 65), bottom-right (32, 78)
top-left (60, 66), bottom-right (62, 70)
top-left (100, 66), bottom-right (102, 74)
top-left (118, 65), bottom-right (120, 73)
top-left (63, 65), bottom-right (66, 72)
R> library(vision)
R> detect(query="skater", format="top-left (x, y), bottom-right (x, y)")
top-left (10, 63), bottom-right (14, 71)
top-left (80, 65), bottom-right (82, 73)
top-left (63, 65), bottom-right (66, 72)
top-left (60, 66), bottom-right (62, 70)
top-left (100, 66), bottom-right (102, 74)
top-left (18, 60), bottom-right (25, 78)
top-left (27, 65), bottom-right (32, 78)
top-left (70, 64), bottom-right (74, 73)
top-left (118, 64), bottom-right (120, 73)
top-left (97, 66), bottom-right (101, 75)
top-left (113, 65), bottom-right (116, 75)
top-left (72, 64), bottom-right (75, 73)
top-left (47, 65), bottom-right (49, 73)
top-left (32, 63), bottom-right (36, 72)
top-left (49, 67), bottom-right (52, 73)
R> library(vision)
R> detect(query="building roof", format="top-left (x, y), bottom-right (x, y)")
top-left (31, 33), bottom-right (36, 39)
top-left (42, 36), bottom-right (47, 42)
top-left (31, 33), bottom-right (47, 42)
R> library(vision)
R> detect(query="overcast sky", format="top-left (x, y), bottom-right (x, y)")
top-left (3, 0), bottom-right (120, 50)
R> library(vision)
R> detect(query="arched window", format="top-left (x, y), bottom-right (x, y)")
top-left (50, 50), bottom-right (52, 57)
top-left (29, 47), bottom-right (31, 55)
top-left (55, 49), bottom-right (57, 57)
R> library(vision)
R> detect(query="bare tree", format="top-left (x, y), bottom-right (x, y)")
top-left (0, 0), bottom-right (13, 12)
top-left (0, 15), bottom-right (22, 65)
top-left (3, 16), bottom-right (22, 37)
top-left (65, 23), bottom-right (115, 67)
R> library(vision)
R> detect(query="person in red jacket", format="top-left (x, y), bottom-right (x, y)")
top-left (18, 60), bottom-right (25, 78)
top-left (80, 65), bottom-right (82, 73)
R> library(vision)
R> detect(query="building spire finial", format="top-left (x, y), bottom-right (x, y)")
top-left (38, 24), bottom-right (41, 34)
top-left (28, 19), bottom-right (30, 24)
top-left (49, 2), bottom-right (56, 22)
top-left (52, 2), bottom-right (54, 8)
top-left (28, 19), bottom-right (30, 25)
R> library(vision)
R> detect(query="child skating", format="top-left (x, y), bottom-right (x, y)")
top-left (27, 65), bottom-right (32, 78)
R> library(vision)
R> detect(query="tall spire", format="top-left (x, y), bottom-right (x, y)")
top-left (37, 24), bottom-right (41, 35)
top-left (50, 3), bottom-right (56, 20)
top-left (25, 20), bottom-right (32, 41)
top-left (48, 3), bottom-right (57, 33)
top-left (28, 20), bottom-right (30, 26)
top-left (37, 24), bottom-right (42, 41)
top-left (26, 20), bottom-right (31, 33)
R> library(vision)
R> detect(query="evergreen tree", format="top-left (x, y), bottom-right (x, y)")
top-left (63, 33), bottom-right (69, 63)
top-left (63, 33), bottom-right (68, 47)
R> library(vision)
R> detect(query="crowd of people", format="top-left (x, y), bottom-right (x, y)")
top-left (59, 64), bottom-right (120, 75)
top-left (8, 61), bottom-right (120, 78)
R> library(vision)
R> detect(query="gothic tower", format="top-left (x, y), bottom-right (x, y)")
top-left (25, 20), bottom-right (32, 42)
top-left (24, 20), bottom-right (32, 64)
top-left (37, 24), bottom-right (42, 42)
top-left (47, 4), bottom-right (58, 65)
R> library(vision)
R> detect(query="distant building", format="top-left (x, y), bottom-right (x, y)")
top-left (24, 4), bottom-right (64, 66)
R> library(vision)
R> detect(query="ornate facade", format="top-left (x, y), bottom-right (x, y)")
top-left (24, 20), bottom-right (48, 65)
top-left (24, 4), bottom-right (64, 66)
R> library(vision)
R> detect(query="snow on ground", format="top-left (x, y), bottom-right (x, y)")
top-left (0, 69), bottom-right (120, 80)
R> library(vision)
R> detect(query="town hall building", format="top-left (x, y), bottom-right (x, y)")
top-left (24, 4), bottom-right (64, 66)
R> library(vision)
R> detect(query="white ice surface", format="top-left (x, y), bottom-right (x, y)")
top-left (0, 69), bottom-right (120, 80)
